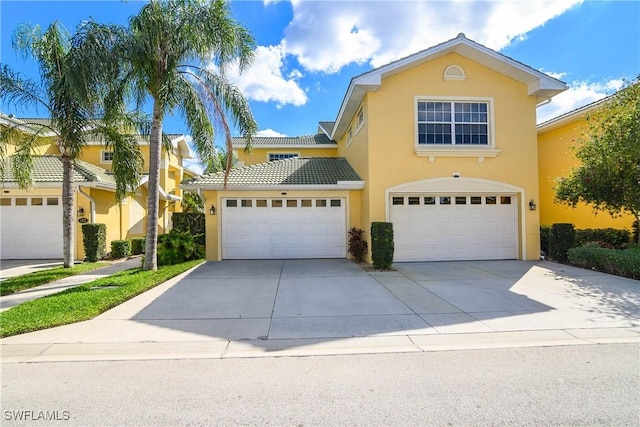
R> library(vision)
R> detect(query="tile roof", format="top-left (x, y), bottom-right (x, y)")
top-left (1, 155), bottom-right (116, 187)
top-left (318, 121), bottom-right (335, 135)
top-left (537, 94), bottom-right (613, 131)
top-left (232, 134), bottom-right (337, 147)
top-left (182, 157), bottom-right (363, 189)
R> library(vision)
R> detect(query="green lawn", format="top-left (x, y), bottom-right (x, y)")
top-left (0, 262), bottom-right (109, 296)
top-left (0, 259), bottom-right (204, 337)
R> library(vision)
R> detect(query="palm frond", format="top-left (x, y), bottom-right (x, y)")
top-left (0, 65), bottom-right (51, 114)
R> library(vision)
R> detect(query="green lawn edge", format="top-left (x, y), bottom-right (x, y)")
top-left (0, 259), bottom-right (204, 338)
top-left (0, 262), bottom-right (109, 296)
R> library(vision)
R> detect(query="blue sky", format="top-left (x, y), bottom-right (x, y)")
top-left (2, 0), bottom-right (639, 171)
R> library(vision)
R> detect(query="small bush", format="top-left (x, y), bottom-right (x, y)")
top-left (371, 222), bottom-right (394, 269)
top-left (157, 230), bottom-right (205, 266)
top-left (575, 228), bottom-right (630, 249)
top-left (549, 223), bottom-right (575, 262)
top-left (111, 240), bottom-right (131, 259)
top-left (632, 220), bottom-right (639, 244)
top-left (348, 227), bottom-right (368, 262)
top-left (540, 225), bottom-right (552, 256)
top-left (82, 223), bottom-right (107, 262)
top-left (568, 245), bottom-right (640, 280)
top-left (131, 237), bottom-right (146, 255)
top-left (172, 213), bottom-right (205, 245)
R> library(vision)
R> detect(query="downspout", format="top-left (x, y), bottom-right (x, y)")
top-left (536, 97), bottom-right (553, 108)
top-left (78, 187), bottom-right (96, 222)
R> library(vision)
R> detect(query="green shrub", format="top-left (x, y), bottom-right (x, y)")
top-left (540, 225), bottom-right (552, 256)
top-left (111, 240), bottom-right (131, 259)
top-left (157, 230), bottom-right (205, 266)
top-left (172, 213), bottom-right (205, 245)
top-left (348, 227), bottom-right (368, 262)
top-left (549, 223), bottom-right (575, 262)
top-left (568, 245), bottom-right (640, 280)
top-left (131, 237), bottom-right (146, 255)
top-left (575, 228), bottom-right (630, 249)
top-left (82, 223), bottom-right (107, 262)
top-left (371, 222), bottom-right (394, 269)
top-left (633, 220), bottom-right (639, 244)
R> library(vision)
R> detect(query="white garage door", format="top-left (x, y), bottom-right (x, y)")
top-left (390, 194), bottom-right (518, 262)
top-left (222, 197), bottom-right (346, 259)
top-left (0, 196), bottom-right (63, 259)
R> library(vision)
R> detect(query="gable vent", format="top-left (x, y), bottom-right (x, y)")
top-left (444, 65), bottom-right (466, 81)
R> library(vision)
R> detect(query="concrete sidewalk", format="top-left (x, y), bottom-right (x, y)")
top-left (1, 259), bottom-right (638, 362)
top-left (0, 257), bottom-right (142, 312)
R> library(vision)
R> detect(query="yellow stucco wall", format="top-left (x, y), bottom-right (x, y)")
top-left (342, 53), bottom-right (541, 260)
top-left (537, 119), bottom-right (635, 231)
top-left (235, 147), bottom-right (338, 166)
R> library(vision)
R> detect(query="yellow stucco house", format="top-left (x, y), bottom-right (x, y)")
top-left (537, 97), bottom-right (636, 230)
top-left (0, 115), bottom-right (195, 260)
top-left (183, 33), bottom-right (569, 262)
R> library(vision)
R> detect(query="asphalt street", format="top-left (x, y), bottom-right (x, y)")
top-left (2, 343), bottom-right (638, 426)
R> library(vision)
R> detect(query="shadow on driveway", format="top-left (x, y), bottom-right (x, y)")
top-left (125, 258), bottom-right (639, 350)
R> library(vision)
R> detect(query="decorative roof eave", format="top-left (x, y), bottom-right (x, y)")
top-left (170, 134), bottom-right (194, 159)
top-left (231, 143), bottom-right (337, 149)
top-left (331, 33), bottom-right (568, 140)
top-left (181, 181), bottom-right (365, 191)
top-left (0, 114), bottom-right (58, 138)
top-left (537, 95), bottom-right (612, 135)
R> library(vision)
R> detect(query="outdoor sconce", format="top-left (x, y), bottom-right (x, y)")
top-left (77, 207), bottom-right (85, 217)
top-left (209, 205), bottom-right (216, 215)
top-left (529, 199), bottom-right (537, 211)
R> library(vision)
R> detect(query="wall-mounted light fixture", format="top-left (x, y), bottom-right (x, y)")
top-left (209, 205), bottom-right (216, 215)
top-left (529, 199), bottom-right (537, 211)
top-left (77, 207), bottom-right (85, 217)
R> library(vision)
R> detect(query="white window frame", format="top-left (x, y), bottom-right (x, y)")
top-left (267, 152), bottom-right (299, 162)
top-left (414, 96), bottom-right (500, 163)
top-left (101, 150), bottom-right (114, 164)
top-left (355, 105), bottom-right (365, 133)
top-left (346, 125), bottom-right (353, 147)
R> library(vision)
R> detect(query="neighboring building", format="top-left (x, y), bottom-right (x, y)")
top-left (183, 33), bottom-right (568, 262)
top-left (0, 115), bottom-right (196, 259)
top-left (537, 98), bottom-right (635, 230)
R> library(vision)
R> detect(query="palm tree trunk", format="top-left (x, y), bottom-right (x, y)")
top-left (62, 154), bottom-right (75, 268)
top-left (143, 99), bottom-right (163, 271)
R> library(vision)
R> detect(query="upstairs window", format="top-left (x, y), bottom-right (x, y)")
top-left (417, 100), bottom-right (489, 145)
top-left (268, 153), bottom-right (298, 162)
top-left (101, 150), bottom-right (114, 163)
top-left (356, 106), bottom-right (364, 131)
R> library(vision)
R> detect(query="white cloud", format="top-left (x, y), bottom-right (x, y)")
top-left (183, 158), bottom-right (204, 175)
top-left (537, 78), bottom-right (624, 124)
top-left (257, 128), bottom-right (287, 137)
top-left (282, 0), bottom-right (583, 73)
top-left (223, 43), bottom-right (308, 108)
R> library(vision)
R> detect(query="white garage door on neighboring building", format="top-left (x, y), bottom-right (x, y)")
top-left (222, 197), bottom-right (346, 259)
top-left (390, 193), bottom-right (518, 262)
top-left (0, 196), bottom-right (63, 259)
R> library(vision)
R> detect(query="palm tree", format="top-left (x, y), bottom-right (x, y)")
top-left (108, 0), bottom-right (257, 270)
top-left (0, 21), bottom-right (143, 268)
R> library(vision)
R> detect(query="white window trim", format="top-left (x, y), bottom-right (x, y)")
top-left (100, 150), bottom-right (114, 164)
top-left (267, 152), bottom-right (300, 162)
top-left (346, 125), bottom-right (353, 148)
top-left (355, 105), bottom-right (365, 134)
top-left (414, 96), bottom-right (500, 162)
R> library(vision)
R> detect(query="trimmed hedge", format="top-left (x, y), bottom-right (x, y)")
top-left (111, 240), bottom-right (131, 259)
top-left (131, 237), bottom-right (146, 255)
top-left (549, 223), bottom-right (575, 262)
top-left (371, 222), bottom-right (394, 269)
top-left (82, 223), bottom-right (107, 262)
top-left (172, 213), bottom-right (205, 245)
top-left (540, 225), bottom-right (552, 256)
top-left (568, 245), bottom-right (640, 280)
top-left (574, 228), bottom-right (630, 249)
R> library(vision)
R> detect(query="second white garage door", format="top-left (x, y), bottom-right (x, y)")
top-left (390, 194), bottom-right (518, 262)
top-left (0, 196), bottom-right (63, 259)
top-left (222, 197), bottom-right (346, 259)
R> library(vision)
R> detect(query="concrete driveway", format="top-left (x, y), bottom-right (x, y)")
top-left (2, 259), bottom-right (638, 361)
